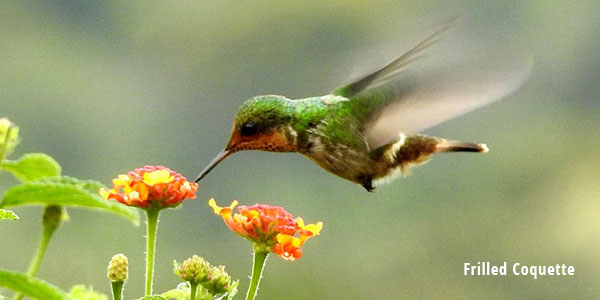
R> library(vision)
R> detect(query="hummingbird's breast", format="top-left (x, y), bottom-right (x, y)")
top-left (299, 131), bottom-right (380, 184)
top-left (299, 127), bottom-right (440, 190)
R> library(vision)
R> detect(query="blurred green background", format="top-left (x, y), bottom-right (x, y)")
top-left (1, 1), bottom-right (599, 299)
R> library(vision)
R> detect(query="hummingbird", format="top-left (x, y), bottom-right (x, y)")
top-left (195, 25), bottom-right (531, 191)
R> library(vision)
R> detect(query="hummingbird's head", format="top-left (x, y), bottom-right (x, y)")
top-left (228, 95), bottom-right (297, 152)
top-left (195, 95), bottom-right (296, 182)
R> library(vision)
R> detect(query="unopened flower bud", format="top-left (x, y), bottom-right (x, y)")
top-left (0, 118), bottom-right (19, 158)
top-left (174, 255), bottom-right (210, 284)
top-left (107, 254), bottom-right (129, 282)
top-left (42, 206), bottom-right (65, 230)
top-left (203, 265), bottom-right (233, 295)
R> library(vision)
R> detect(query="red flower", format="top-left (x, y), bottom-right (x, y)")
top-left (101, 166), bottom-right (198, 208)
top-left (209, 199), bottom-right (322, 261)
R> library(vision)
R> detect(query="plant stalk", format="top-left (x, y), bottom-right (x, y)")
top-left (0, 126), bottom-right (13, 184)
top-left (189, 282), bottom-right (198, 300)
top-left (13, 208), bottom-right (59, 300)
top-left (111, 281), bottom-right (124, 300)
top-left (145, 208), bottom-right (160, 296)
top-left (245, 250), bottom-right (268, 300)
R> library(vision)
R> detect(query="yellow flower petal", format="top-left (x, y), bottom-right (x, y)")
top-left (276, 234), bottom-right (302, 247)
top-left (113, 174), bottom-right (131, 186)
top-left (276, 233), bottom-right (292, 244)
top-left (99, 188), bottom-right (112, 200)
top-left (143, 169), bottom-right (174, 185)
top-left (208, 199), bottom-right (238, 215)
top-left (233, 214), bottom-right (248, 223)
top-left (208, 198), bottom-right (220, 214)
top-left (297, 218), bottom-right (323, 236)
top-left (229, 200), bottom-right (238, 209)
top-left (246, 210), bottom-right (259, 221)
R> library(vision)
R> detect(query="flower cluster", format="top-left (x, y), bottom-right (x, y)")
top-left (209, 199), bottom-right (322, 261)
top-left (174, 255), bottom-right (236, 295)
top-left (100, 166), bottom-right (198, 208)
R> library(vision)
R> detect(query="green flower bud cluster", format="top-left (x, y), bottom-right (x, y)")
top-left (107, 253), bottom-right (129, 282)
top-left (203, 265), bottom-right (232, 295)
top-left (174, 255), bottom-right (235, 296)
top-left (174, 255), bottom-right (210, 284)
top-left (0, 118), bottom-right (19, 158)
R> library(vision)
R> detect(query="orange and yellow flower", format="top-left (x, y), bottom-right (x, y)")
top-left (101, 166), bottom-right (198, 208)
top-left (209, 198), bottom-right (322, 261)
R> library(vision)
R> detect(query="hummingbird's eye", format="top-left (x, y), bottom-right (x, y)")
top-left (240, 121), bottom-right (258, 136)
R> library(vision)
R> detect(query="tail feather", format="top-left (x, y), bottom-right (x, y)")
top-left (371, 135), bottom-right (487, 189)
top-left (435, 139), bottom-right (489, 153)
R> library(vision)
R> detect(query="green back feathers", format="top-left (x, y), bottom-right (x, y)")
top-left (292, 97), bottom-right (331, 131)
top-left (294, 95), bottom-right (368, 149)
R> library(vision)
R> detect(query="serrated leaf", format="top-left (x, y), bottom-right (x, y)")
top-left (0, 177), bottom-right (139, 225)
top-left (1, 153), bottom-right (61, 182)
top-left (0, 209), bottom-right (18, 220)
top-left (39, 176), bottom-right (105, 194)
top-left (0, 270), bottom-right (68, 300)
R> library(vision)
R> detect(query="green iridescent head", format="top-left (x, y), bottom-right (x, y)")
top-left (194, 95), bottom-right (296, 182)
top-left (232, 95), bottom-right (294, 137)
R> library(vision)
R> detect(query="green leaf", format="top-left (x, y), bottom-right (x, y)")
top-left (161, 282), bottom-right (188, 300)
top-left (162, 281), bottom-right (237, 300)
top-left (218, 280), bottom-right (238, 300)
top-left (136, 296), bottom-right (167, 300)
top-left (0, 209), bottom-right (18, 220)
top-left (0, 176), bottom-right (140, 225)
top-left (1, 153), bottom-right (61, 182)
top-left (0, 270), bottom-right (68, 300)
top-left (67, 285), bottom-right (107, 300)
top-left (161, 289), bottom-right (185, 300)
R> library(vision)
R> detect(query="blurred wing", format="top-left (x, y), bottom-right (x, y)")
top-left (332, 20), bottom-right (455, 98)
top-left (359, 56), bottom-right (532, 149)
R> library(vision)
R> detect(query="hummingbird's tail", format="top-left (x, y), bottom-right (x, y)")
top-left (434, 139), bottom-right (489, 153)
top-left (370, 135), bottom-right (488, 189)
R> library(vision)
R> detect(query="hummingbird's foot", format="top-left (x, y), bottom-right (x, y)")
top-left (358, 175), bottom-right (375, 192)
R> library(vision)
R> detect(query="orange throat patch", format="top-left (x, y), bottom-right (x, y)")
top-left (231, 130), bottom-right (296, 152)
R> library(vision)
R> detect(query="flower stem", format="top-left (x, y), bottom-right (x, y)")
top-left (0, 126), bottom-right (13, 185)
top-left (189, 282), bottom-right (198, 300)
top-left (111, 281), bottom-right (124, 300)
top-left (145, 208), bottom-right (160, 296)
top-left (26, 224), bottom-right (55, 275)
top-left (13, 208), bottom-right (59, 300)
top-left (245, 250), bottom-right (268, 300)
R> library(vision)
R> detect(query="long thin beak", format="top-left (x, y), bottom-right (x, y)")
top-left (194, 149), bottom-right (233, 182)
